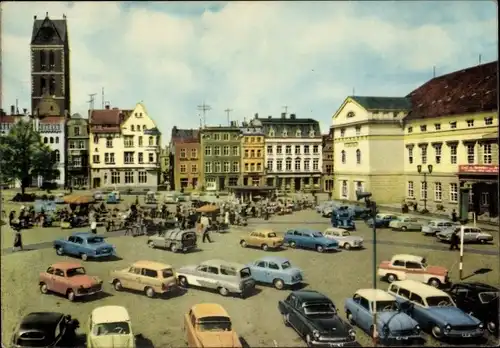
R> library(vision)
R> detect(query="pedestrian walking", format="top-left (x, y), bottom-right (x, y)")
top-left (200, 213), bottom-right (212, 243)
top-left (451, 209), bottom-right (458, 222)
top-left (12, 224), bottom-right (23, 251)
top-left (450, 230), bottom-right (460, 250)
top-left (90, 221), bottom-right (97, 234)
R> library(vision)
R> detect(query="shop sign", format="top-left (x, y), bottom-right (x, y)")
top-left (458, 164), bottom-right (499, 174)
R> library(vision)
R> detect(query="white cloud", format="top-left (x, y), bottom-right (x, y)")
top-left (2, 1), bottom-right (497, 140)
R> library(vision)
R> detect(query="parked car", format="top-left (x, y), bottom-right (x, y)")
top-left (53, 233), bottom-right (115, 261)
top-left (323, 227), bottom-right (363, 250)
top-left (247, 256), bottom-right (304, 290)
top-left (239, 229), bottom-right (284, 251)
top-left (283, 228), bottom-right (339, 253)
top-left (93, 191), bottom-right (104, 201)
top-left (147, 228), bottom-right (197, 252)
top-left (278, 290), bottom-right (359, 347)
top-left (388, 280), bottom-right (484, 340)
top-left (436, 226), bottom-right (494, 244)
top-left (377, 254), bottom-right (449, 288)
top-left (445, 282), bottom-right (499, 335)
top-left (331, 214), bottom-right (356, 230)
top-left (365, 214), bottom-right (399, 228)
top-left (110, 260), bottom-right (178, 298)
top-left (87, 306), bottom-right (135, 348)
top-left (12, 312), bottom-right (80, 348)
top-left (176, 259), bottom-right (255, 297)
top-left (39, 262), bottom-right (103, 301)
top-left (344, 289), bottom-right (421, 342)
top-left (184, 303), bottom-right (242, 348)
top-left (421, 219), bottom-right (457, 236)
top-left (54, 193), bottom-right (65, 204)
top-left (389, 216), bottom-right (422, 231)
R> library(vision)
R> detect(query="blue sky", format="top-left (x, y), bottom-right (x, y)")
top-left (2, 1), bottom-right (497, 144)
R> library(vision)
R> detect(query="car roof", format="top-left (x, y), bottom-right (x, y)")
top-left (356, 289), bottom-right (395, 302)
top-left (391, 280), bottom-right (448, 297)
top-left (292, 290), bottom-right (331, 302)
top-left (50, 261), bottom-right (83, 270)
top-left (431, 219), bottom-right (452, 223)
top-left (132, 260), bottom-right (173, 270)
top-left (252, 229), bottom-right (276, 234)
top-left (391, 254), bottom-right (423, 263)
top-left (19, 312), bottom-right (64, 331)
top-left (92, 306), bottom-right (130, 324)
top-left (201, 259), bottom-right (246, 270)
top-left (256, 256), bottom-right (289, 264)
top-left (191, 303), bottom-right (229, 318)
top-left (293, 228), bottom-right (320, 234)
top-left (324, 227), bottom-right (347, 233)
top-left (457, 282), bottom-right (499, 292)
top-left (72, 232), bottom-right (94, 238)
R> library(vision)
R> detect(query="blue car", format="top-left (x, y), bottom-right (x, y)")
top-left (247, 256), bottom-right (304, 290)
top-left (53, 232), bottom-right (115, 261)
top-left (366, 214), bottom-right (399, 228)
top-left (345, 289), bottom-right (422, 343)
top-left (283, 228), bottom-right (339, 253)
top-left (331, 213), bottom-right (356, 230)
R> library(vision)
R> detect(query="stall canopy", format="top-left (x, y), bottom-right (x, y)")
top-left (63, 194), bottom-right (95, 205)
top-left (196, 204), bottom-right (219, 213)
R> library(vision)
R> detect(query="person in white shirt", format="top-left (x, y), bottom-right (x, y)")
top-left (90, 221), bottom-right (97, 234)
top-left (200, 214), bottom-right (212, 243)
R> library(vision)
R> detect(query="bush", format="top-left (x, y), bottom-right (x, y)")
top-left (420, 208), bottom-right (429, 214)
top-left (11, 193), bottom-right (37, 202)
top-left (436, 204), bottom-right (445, 211)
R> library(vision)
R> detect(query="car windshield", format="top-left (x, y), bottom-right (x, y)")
top-left (281, 261), bottom-right (291, 270)
top-left (240, 267), bottom-right (251, 278)
top-left (478, 291), bottom-right (499, 304)
top-left (267, 232), bottom-right (277, 238)
top-left (342, 231), bottom-right (351, 236)
top-left (312, 232), bottom-right (323, 238)
top-left (87, 237), bottom-right (104, 244)
top-left (66, 267), bottom-right (86, 277)
top-left (198, 316), bottom-right (232, 332)
top-left (374, 300), bottom-right (398, 312)
top-left (304, 303), bottom-right (336, 316)
top-left (162, 268), bottom-right (174, 278)
top-left (93, 322), bottom-right (131, 336)
top-left (426, 296), bottom-right (454, 307)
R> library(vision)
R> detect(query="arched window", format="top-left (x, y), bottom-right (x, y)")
top-left (131, 125), bottom-right (135, 131)
top-left (356, 149), bottom-right (361, 164)
top-left (142, 125), bottom-right (146, 130)
top-left (40, 77), bottom-right (47, 95)
top-left (149, 136), bottom-right (153, 146)
top-left (49, 77), bottom-right (56, 95)
top-left (50, 137), bottom-right (54, 144)
top-left (54, 150), bottom-right (60, 162)
top-left (156, 136), bottom-right (159, 145)
top-left (43, 137), bottom-right (48, 144)
top-left (137, 125), bottom-right (140, 131)
top-left (55, 137), bottom-right (59, 144)
top-left (49, 50), bottom-right (55, 69)
top-left (341, 180), bottom-right (348, 198)
top-left (295, 129), bottom-right (301, 137)
top-left (40, 50), bottom-right (46, 70)
top-left (341, 150), bottom-right (346, 164)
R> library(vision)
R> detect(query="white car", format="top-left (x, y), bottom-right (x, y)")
top-left (87, 306), bottom-right (135, 348)
top-left (436, 226), bottom-right (494, 244)
top-left (421, 220), bottom-right (457, 236)
top-left (323, 227), bottom-right (363, 250)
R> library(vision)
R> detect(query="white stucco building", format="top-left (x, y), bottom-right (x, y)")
top-left (260, 113), bottom-right (322, 192)
top-left (35, 116), bottom-right (66, 187)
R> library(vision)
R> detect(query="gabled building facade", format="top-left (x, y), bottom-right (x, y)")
top-left (322, 131), bottom-right (334, 192)
top-left (171, 127), bottom-right (200, 191)
top-left (159, 145), bottom-right (171, 187)
top-left (241, 115), bottom-right (265, 186)
top-left (261, 113), bottom-right (322, 192)
top-left (66, 114), bottom-right (89, 188)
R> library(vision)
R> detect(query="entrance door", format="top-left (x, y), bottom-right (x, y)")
top-left (93, 178), bottom-right (101, 188)
top-left (294, 178), bottom-right (301, 191)
top-left (219, 177), bottom-right (225, 191)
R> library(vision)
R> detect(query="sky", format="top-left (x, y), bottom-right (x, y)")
top-left (2, 1), bottom-right (498, 144)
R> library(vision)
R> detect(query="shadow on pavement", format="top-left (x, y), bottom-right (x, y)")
top-left (239, 336), bottom-right (251, 348)
top-left (135, 333), bottom-right (154, 348)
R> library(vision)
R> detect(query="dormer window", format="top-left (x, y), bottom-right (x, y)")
top-left (347, 111), bottom-right (355, 118)
top-left (420, 125), bottom-right (427, 132)
top-left (282, 129), bottom-right (288, 137)
top-left (269, 129), bottom-right (275, 137)
top-left (340, 128), bottom-right (345, 137)
top-left (131, 125), bottom-right (135, 131)
top-left (450, 121), bottom-right (457, 129)
top-left (296, 129), bottom-right (302, 137)
top-left (309, 130), bottom-right (315, 137)
top-left (466, 120), bottom-right (474, 127)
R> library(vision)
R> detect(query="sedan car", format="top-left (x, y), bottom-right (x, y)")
top-left (366, 214), bottom-right (399, 228)
top-left (323, 227), bottom-right (363, 250)
top-left (247, 256), bottom-right (303, 290)
top-left (53, 233), bottom-right (115, 261)
top-left (389, 216), bottom-right (422, 231)
top-left (239, 229), bottom-right (283, 251)
top-left (283, 228), bottom-right (339, 253)
top-left (421, 220), bottom-right (457, 236)
top-left (436, 226), bottom-right (494, 244)
top-left (87, 306), bottom-right (135, 348)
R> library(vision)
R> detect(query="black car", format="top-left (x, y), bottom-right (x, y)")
top-left (446, 282), bottom-right (499, 335)
top-left (12, 312), bottom-right (80, 347)
top-left (278, 290), bottom-right (360, 347)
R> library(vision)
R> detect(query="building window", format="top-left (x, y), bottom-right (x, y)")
top-left (408, 147), bottom-right (413, 164)
top-left (191, 164), bottom-right (198, 173)
top-left (149, 136), bottom-right (154, 146)
top-left (148, 153), bottom-right (154, 163)
top-left (250, 137), bottom-right (255, 143)
top-left (282, 129), bottom-right (288, 137)
top-left (483, 143), bottom-right (492, 164)
top-left (223, 146), bottom-right (230, 156)
top-left (250, 150), bottom-right (255, 158)
top-left (295, 145), bottom-right (301, 154)
top-left (44, 137), bottom-right (48, 144)
top-left (257, 163), bottom-right (262, 171)
top-left (269, 129), bottom-right (275, 137)
top-left (313, 159), bottom-right (319, 170)
top-left (449, 183), bottom-right (458, 202)
top-left (276, 160), bottom-right (283, 171)
top-left (49, 50), bottom-right (55, 69)
top-left (356, 149), bottom-right (361, 164)
top-left (223, 161), bottom-right (230, 172)
top-left (50, 137), bottom-right (54, 144)
top-left (294, 159), bottom-right (301, 171)
top-left (55, 137), bottom-right (59, 144)
top-left (124, 136), bottom-right (134, 148)
top-left (285, 159), bottom-right (292, 171)
top-left (138, 171), bottom-right (147, 183)
top-left (40, 50), bottom-right (46, 70)
top-left (78, 141), bottom-right (84, 149)
top-left (484, 117), bottom-right (493, 125)
top-left (340, 129), bottom-right (345, 137)
top-left (111, 172), bottom-right (120, 184)
top-left (131, 125), bottom-right (135, 131)
top-left (125, 171), bottom-right (134, 184)
top-left (214, 161), bottom-right (221, 173)
top-left (104, 137), bottom-right (112, 149)
top-left (73, 126), bottom-right (80, 136)
top-left (341, 150), bottom-right (346, 164)
top-left (420, 125), bottom-right (427, 132)
top-left (244, 149), bottom-right (249, 158)
top-left (138, 153), bottom-right (143, 164)
top-left (267, 146), bottom-right (273, 155)
top-left (138, 136), bottom-right (143, 146)
top-left (180, 148), bottom-right (187, 158)
top-left (341, 181), bottom-right (348, 198)
top-left (232, 162), bottom-right (239, 172)
top-left (180, 164), bottom-right (186, 173)
top-left (257, 150), bottom-right (262, 158)
top-left (54, 150), bottom-right (60, 162)
top-left (214, 133), bottom-right (220, 141)
top-left (407, 181), bottom-right (414, 198)
top-left (304, 160), bottom-right (310, 171)
top-left (355, 181), bottom-right (363, 192)
top-left (434, 182), bottom-right (442, 201)
top-left (124, 152), bottom-right (134, 164)
top-left (250, 163), bottom-right (255, 172)
top-left (285, 146), bottom-right (292, 155)
top-left (313, 145), bottom-right (319, 154)
top-left (104, 153), bottom-right (115, 164)
top-left (466, 144), bottom-right (475, 164)
top-left (434, 123), bottom-right (441, 130)
top-left (68, 140), bottom-right (75, 149)
top-left (481, 192), bottom-right (489, 206)
top-left (93, 155), bottom-right (100, 163)
top-left (421, 146), bottom-right (427, 164)
top-left (466, 120), bottom-right (474, 127)
top-left (450, 121), bottom-right (457, 129)
top-left (232, 146), bottom-right (239, 156)
top-left (304, 145), bottom-right (310, 154)
top-left (205, 162), bottom-right (212, 173)
top-left (434, 145), bottom-right (442, 164)
top-left (49, 77), bottom-right (56, 95)
top-left (295, 129), bottom-right (301, 137)
top-left (205, 146), bottom-right (212, 156)
top-left (450, 144), bottom-right (457, 164)
top-left (355, 126), bottom-right (361, 136)
top-left (267, 160), bottom-right (273, 171)
top-left (408, 127), bottom-right (413, 133)
top-left (214, 146), bottom-right (221, 156)
top-left (191, 149), bottom-right (197, 158)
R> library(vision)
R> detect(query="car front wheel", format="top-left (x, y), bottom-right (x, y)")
top-left (273, 278), bottom-right (284, 290)
top-left (178, 276), bottom-right (188, 287)
top-left (431, 325), bottom-right (443, 339)
top-left (67, 290), bottom-right (75, 301)
top-left (401, 226), bottom-right (407, 231)
top-left (113, 280), bottom-right (123, 291)
top-left (40, 282), bottom-right (48, 294)
top-left (346, 311), bottom-right (355, 324)
top-left (344, 243), bottom-right (351, 250)
top-left (56, 247), bottom-right (64, 255)
top-left (387, 274), bottom-right (397, 283)
top-left (316, 245), bottom-right (324, 253)
top-left (240, 240), bottom-right (247, 248)
top-left (428, 278), bottom-right (441, 288)
top-left (289, 241), bottom-right (297, 248)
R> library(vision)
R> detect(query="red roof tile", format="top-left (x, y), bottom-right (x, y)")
top-left (406, 61), bottom-right (497, 120)
top-left (90, 109), bottom-right (121, 125)
top-left (0, 115), bottom-right (16, 124)
top-left (39, 116), bottom-right (65, 124)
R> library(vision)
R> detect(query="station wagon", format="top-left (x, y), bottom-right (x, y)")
top-left (87, 306), bottom-right (135, 348)
top-left (283, 228), bottom-right (339, 253)
top-left (389, 216), bottom-right (422, 231)
top-left (147, 228), bottom-right (197, 252)
top-left (421, 220), bottom-right (457, 236)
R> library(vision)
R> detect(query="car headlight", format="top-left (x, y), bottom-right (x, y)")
top-left (445, 325), bottom-right (451, 331)
top-left (313, 330), bottom-right (320, 338)
top-left (349, 329), bottom-right (356, 337)
top-left (414, 325), bottom-right (421, 333)
top-left (479, 323), bottom-right (484, 329)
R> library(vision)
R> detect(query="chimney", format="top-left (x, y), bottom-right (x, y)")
top-left (34, 15), bottom-right (37, 20)
top-left (254, 113), bottom-right (258, 119)
top-left (290, 113), bottom-right (296, 119)
top-left (105, 104), bottom-right (110, 110)
top-left (23, 108), bottom-right (27, 115)
top-left (281, 112), bottom-right (286, 119)
top-left (268, 116), bottom-right (272, 119)
top-left (10, 105), bottom-right (15, 115)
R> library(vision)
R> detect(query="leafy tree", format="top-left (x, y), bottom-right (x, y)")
top-left (0, 120), bottom-right (60, 194)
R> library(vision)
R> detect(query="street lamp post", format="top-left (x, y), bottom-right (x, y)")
top-left (417, 164), bottom-right (433, 211)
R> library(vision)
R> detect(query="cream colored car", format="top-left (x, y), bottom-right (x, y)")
top-left (110, 260), bottom-right (178, 298)
top-left (87, 306), bottom-right (135, 348)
